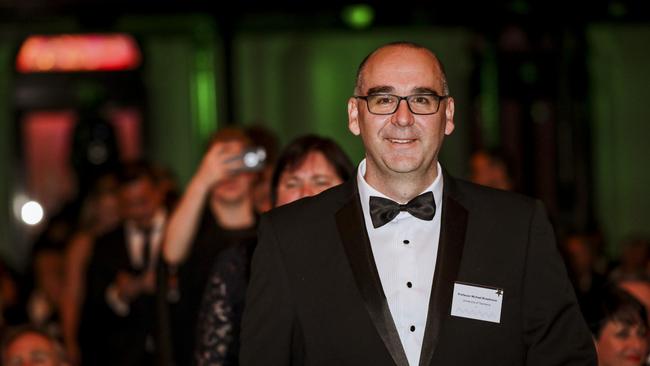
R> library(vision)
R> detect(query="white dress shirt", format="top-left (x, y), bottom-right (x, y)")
top-left (124, 210), bottom-right (166, 270)
top-left (357, 159), bottom-right (443, 366)
top-left (106, 210), bottom-right (166, 316)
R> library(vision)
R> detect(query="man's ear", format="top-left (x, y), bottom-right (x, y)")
top-left (444, 97), bottom-right (455, 136)
top-left (348, 97), bottom-right (361, 136)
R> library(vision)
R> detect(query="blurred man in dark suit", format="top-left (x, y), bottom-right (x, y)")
top-left (80, 161), bottom-right (166, 366)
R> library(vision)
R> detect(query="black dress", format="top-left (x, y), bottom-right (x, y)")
top-left (194, 233), bottom-right (256, 366)
top-left (162, 209), bottom-right (256, 366)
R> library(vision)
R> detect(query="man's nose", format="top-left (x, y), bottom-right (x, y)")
top-left (392, 99), bottom-right (414, 127)
top-left (300, 184), bottom-right (316, 199)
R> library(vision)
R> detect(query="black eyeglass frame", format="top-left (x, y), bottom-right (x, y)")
top-left (354, 93), bottom-right (450, 115)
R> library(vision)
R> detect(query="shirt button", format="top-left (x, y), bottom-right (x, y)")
top-left (407, 282), bottom-right (412, 288)
top-left (403, 240), bottom-right (410, 245)
top-left (410, 325), bottom-right (415, 332)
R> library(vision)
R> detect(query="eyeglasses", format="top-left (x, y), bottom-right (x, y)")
top-left (355, 93), bottom-right (449, 115)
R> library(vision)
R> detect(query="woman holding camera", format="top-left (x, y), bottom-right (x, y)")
top-left (162, 128), bottom-right (258, 366)
top-left (193, 134), bottom-right (353, 365)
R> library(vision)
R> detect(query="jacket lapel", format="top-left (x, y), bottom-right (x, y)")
top-left (335, 182), bottom-right (409, 366)
top-left (418, 173), bottom-right (468, 366)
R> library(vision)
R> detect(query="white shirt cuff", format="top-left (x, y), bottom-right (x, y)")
top-left (105, 284), bottom-right (130, 316)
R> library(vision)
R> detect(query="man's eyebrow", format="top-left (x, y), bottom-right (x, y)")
top-left (412, 87), bottom-right (438, 95)
top-left (365, 86), bottom-right (442, 95)
top-left (366, 86), bottom-right (394, 95)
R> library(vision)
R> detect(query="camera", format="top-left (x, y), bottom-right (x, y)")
top-left (227, 147), bottom-right (267, 172)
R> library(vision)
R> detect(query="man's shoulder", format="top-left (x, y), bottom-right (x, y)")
top-left (257, 182), bottom-right (354, 251)
top-left (449, 176), bottom-right (539, 214)
top-left (267, 181), bottom-right (353, 223)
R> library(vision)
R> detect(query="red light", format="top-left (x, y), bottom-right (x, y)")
top-left (16, 34), bottom-right (141, 72)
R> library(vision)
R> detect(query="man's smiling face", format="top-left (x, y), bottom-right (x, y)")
top-left (348, 45), bottom-right (455, 189)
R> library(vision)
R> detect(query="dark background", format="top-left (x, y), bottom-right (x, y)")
top-left (0, 0), bottom-right (648, 269)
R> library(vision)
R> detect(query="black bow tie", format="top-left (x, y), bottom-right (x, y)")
top-left (369, 191), bottom-right (436, 229)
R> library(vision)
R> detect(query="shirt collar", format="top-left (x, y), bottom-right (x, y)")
top-left (125, 209), bottom-right (167, 236)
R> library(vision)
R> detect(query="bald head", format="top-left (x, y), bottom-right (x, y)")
top-left (354, 42), bottom-right (449, 96)
top-left (1, 326), bottom-right (67, 366)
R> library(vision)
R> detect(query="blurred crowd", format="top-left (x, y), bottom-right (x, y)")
top-left (0, 125), bottom-right (354, 366)
top-left (0, 130), bottom-right (648, 366)
top-left (471, 147), bottom-right (650, 366)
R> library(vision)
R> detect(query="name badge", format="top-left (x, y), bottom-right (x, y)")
top-left (450, 282), bottom-right (504, 323)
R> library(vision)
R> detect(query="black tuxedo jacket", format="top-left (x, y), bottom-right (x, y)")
top-left (240, 173), bottom-right (596, 365)
top-left (80, 226), bottom-right (158, 366)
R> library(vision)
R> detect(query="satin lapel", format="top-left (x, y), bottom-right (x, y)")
top-left (418, 177), bottom-right (468, 366)
top-left (336, 193), bottom-right (409, 366)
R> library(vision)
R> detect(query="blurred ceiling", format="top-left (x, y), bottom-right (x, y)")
top-left (1, 0), bottom-right (649, 31)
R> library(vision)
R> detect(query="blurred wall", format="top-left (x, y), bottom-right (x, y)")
top-left (1, 13), bottom-right (649, 268)
top-left (119, 14), bottom-right (221, 184)
top-left (234, 28), bottom-right (472, 174)
top-left (588, 24), bottom-right (650, 255)
top-left (0, 15), bottom-right (221, 269)
top-left (0, 43), bottom-right (14, 265)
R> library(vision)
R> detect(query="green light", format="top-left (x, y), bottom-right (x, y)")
top-left (342, 5), bottom-right (375, 29)
top-left (193, 49), bottom-right (217, 143)
top-left (520, 62), bottom-right (538, 84)
top-left (609, 1), bottom-right (627, 17)
top-left (509, 0), bottom-right (529, 14)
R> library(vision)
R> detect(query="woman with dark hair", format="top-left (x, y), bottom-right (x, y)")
top-left (271, 134), bottom-right (354, 207)
top-left (591, 286), bottom-right (649, 366)
top-left (194, 134), bottom-right (352, 365)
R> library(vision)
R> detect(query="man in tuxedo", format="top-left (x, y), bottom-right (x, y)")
top-left (80, 161), bottom-right (166, 366)
top-left (240, 42), bottom-right (596, 365)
